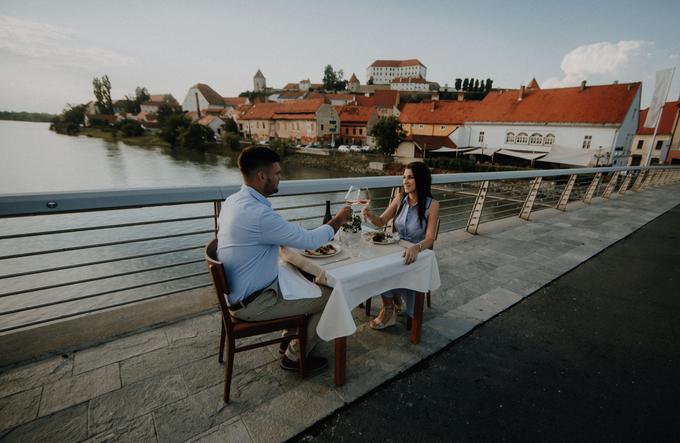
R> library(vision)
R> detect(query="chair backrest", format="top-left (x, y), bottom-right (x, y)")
top-left (205, 239), bottom-right (233, 329)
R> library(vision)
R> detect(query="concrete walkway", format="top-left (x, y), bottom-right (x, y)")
top-left (1, 183), bottom-right (679, 442)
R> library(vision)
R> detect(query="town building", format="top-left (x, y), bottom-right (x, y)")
top-left (366, 59), bottom-right (427, 85)
top-left (253, 69), bottom-right (266, 93)
top-left (390, 76), bottom-right (430, 92)
top-left (629, 101), bottom-right (680, 165)
top-left (196, 115), bottom-right (226, 140)
top-left (399, 100), bottom-right (480, 138)
top-left (348, 73), bottom-right (360, 93)
top-left (667, 102), bottom-right (680, 164)
top-left (395, 135), bottom-right (457, 158)
top-left (354, 90), bottom-right (400, 118)
top-left (181, 83), bottom-right (226, 115)
top-left (455, 80), bottom-right (641, 167)
top-left (140, 94), bottom-right (179, 114)
top-left (335, 104), bottom-right (378, 146)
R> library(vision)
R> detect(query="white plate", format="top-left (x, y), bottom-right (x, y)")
top-left (301, 243), bottom-right (341, 258)
top-left (371, 234), bottom-right (400, 245)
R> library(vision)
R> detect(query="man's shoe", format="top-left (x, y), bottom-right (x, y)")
top-left (280, 355), bottom-right (328, 374)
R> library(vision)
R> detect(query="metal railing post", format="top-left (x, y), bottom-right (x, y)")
top-left (631, 170), bottom-right (647, 192)
top-left (556, 175), bottom-right (577, 211)
top-left (519, 177), bottom-right (542, 220)
top-left (619, 173), bottom-right (633, 194)
top-left (466, 181), bottom-right (489, 235)
top-left (602, 172), bottom-right (619, 200)
top-left (642, 170), bottom-right (657, 190)
top-left (583, 172), bottom-right (602, 204)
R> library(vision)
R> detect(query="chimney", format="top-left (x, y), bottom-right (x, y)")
top-left (613, 80), bottom-right (619, 84)
top-left (432, 91), bottom-right (440, 101)
top-left (431, 100), bottom-right (436, 112)
top-left (457, 91), bottom-right (464, 101)
top-left (518, 85), bottom-right (525, 101)
top-left (580, 80), bottom-right (587, 91)
top-left (194, 92), bottom-right (201, 118)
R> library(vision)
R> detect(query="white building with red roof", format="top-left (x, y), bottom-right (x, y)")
top-left (390, 76), bottom-right (430, 92)
top-left (366, 59), bottom-right (427, 85)
top-left (456, 80), bottom-right (641, 167)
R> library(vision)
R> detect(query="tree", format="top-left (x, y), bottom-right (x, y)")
top-left (454, 78), bottom-right (462, 90)
top-left (323, 65), bottom-right (346, 91)
top-left (479, 79), bottom-right (486, 91)
top-left (222, 118), bottom-right (239, 135)
top-left (370, 116), bottom-right (404, 157)
top-left (159, 113), bottom-right (191, 147)
top-left (462, 78), bottom-right (469, 91)
top-left (222, 133), bottom-right (241, 151)
top-left (180, 123), bottom-right (214, 150)
top-left (123, 86), bottom-right (150, 114)
top-left (116, 119), bottom-right (145, 137)
top-left (367, 76), bottom-right (374, 85)
top-left (485, 78), bottom-right (493, 91)
top-left (50, 103), bottom-right (86, 135)
top-left (474, 79), bottom-right (480, 91)
top-left (92, 75), bottom-right (113, 114)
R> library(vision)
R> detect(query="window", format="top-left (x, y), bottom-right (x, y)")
top-left (544, 134), bottom-right (555, 146)
top-left (505, 132), bottom-right (515, 143)
top-left (478, 131), bottom-right (485, 143)
top-left (440, 125), bottom-right (447, 130)
top-left (321, 124), bottom-right (324, 131)
top-left (529, 133), bottom-right (543, 145)
top-left (516, 133), bottom-right (528, 144)
top-left (582, 135), bottom-right (592, 149)
top-left (655, 140), bottom-right (663, 150)
top-left (637, 140), bottom-right (644, 150)
top-left (353, 128), bottom-right (356, 135)
top-left (239, 124), bottom-right (243, 131)
top-left (419, 124), bottom-right (424, 129)
top-left (359, 128), bottom-right (363, 135)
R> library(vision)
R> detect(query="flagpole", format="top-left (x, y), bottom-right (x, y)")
top-left (644, 67), bottom-right (676, 166)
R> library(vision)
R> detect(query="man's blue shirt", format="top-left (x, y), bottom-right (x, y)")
top-left (216, 185), bottom-right (334, 305)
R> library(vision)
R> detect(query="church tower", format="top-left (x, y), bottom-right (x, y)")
top-left (253, 69), bottom-right (266, 93)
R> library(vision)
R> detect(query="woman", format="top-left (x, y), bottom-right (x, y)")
top-left (361, 161), bottom-right (440, 329)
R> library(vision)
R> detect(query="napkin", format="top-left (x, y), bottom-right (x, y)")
top-left (279, 246), bottom-right (328, 286)
top-left (277, 262), bottom-right (322, 300)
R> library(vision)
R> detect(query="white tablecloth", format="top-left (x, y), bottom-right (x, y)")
top-left (315, 244), bottom-right (440, 341)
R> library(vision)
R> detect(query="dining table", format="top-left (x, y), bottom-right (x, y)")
top-left (292, 232), bottom-right (441, 386)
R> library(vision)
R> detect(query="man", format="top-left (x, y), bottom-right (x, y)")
top-left (217, 146), bottom-right (352, 372)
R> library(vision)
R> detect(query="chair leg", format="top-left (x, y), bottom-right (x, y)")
top-left (223, 338), bottom-right (235, 403)
top-left (218, 321), bottom-right (226, 363)
top-left (298, 323), bottom-right (307, 378)
top-left (365, 297), bottom-right (372, 317)
top-left (426, 291), bottom-right (431, 309)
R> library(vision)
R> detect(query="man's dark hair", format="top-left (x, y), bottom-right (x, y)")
top-left (237, 146), bottom-right (281, 177)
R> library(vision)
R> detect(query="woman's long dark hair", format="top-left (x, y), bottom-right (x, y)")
top-left (402, 161), bottom-right (432, 227)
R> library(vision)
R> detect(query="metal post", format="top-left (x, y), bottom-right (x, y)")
top-left (583, 173), bottom-right (602, 204)
top-left (519, 177), bottom-right (542, 220)
top-left (556, 175), bottom-right (577, 211)
top-left (631, 170), bottom-right (647, 191)
top-left (641, 170), bottom-right (656, 190)
top-left (466, 181), bottom-right (489, 235)
top-left (602, 172), bottom-right (619, 200)
top-left (619, 172), bottom-right (633, 194)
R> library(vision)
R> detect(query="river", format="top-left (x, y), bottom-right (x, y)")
top-left (0, 121), bottom-right (367, 331)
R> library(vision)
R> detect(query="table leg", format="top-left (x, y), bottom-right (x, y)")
top-left (410, 291), bottom-right (425, 344)
top-left (334, 336), bottom-right (346, 386)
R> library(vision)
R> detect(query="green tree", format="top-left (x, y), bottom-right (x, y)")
top-left (222, 117), bottom-right (239, 135)
top-left (474, 79), bottom-right (480, 91)
top-left (50, 103), bottom-right (86, 135)
top-left (92, 75), bottom-right (113, 114)
top-left (370, 116), bottom-right (404, 157)
top-left (180, 123), bottom-right (214, 150)
top-left (159, 113), bottom-right (191, 147)
top-left (323, 65), bottom-right (346, 91)
top-left (367, 76), bottom-right (374, 85)
top-left (222, 133), bottom-right (241, 151)
top-left (454, 78), bottom-right (462, 90)
top-left (485, 78), bottom-right (493, 91)
top-left (462, 78), bottom-right (469, 91)
top-left (123, 86), bottom-right (150, 114)
top-left (115, 119), bottom-right (145, 137)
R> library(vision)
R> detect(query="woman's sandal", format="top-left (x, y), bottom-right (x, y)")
top-left (369, 306), bottom-right (396, 330)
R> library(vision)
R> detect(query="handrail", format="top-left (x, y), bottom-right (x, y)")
top-left (1, 165), bottom-right (674, 218)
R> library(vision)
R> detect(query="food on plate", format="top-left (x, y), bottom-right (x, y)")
top-left (372, 232), bottom-right (392, 243)
top-left (304, 244), bottom-right (337, 256)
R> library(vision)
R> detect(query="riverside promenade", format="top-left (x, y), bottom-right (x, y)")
top-left (1, 182), bottom-right (679, 442)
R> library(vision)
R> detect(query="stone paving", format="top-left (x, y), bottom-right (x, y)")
top-left (1, 182), bottom-right (680, 443)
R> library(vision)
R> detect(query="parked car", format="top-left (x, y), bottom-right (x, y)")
top-left (338, 145), bottom-right (350, 152)
top-left (361, 145), bottom-right (373, 152)
top-left (349, 145), bottom-right (362, 152)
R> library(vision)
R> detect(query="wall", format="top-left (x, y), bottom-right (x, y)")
top-left (611, 87), bottom-right (641, 166)
top-left (181, 87), bottom-right (214, 113)
top-left (629, 134), bottom-right (672, 165)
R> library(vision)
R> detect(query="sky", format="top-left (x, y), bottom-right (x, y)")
top-left (1, 0), bottom-right (679, 114)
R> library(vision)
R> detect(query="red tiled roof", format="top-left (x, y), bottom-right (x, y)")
top-left (373, 90), bottom-right (399, 107)
top-left (467, 82), bottom-right (641, 125)
top-left (637, 101), bottom-right (680, 135)
top-left (194, 83), bottom-right (224, 106)
top-left (336, 105), bottom-right (376, 124)
top-left (240, 99), bottom-right (326, 120)
top-left (527, 78), bottom-right (540, 90)
top-left (355, 96), bottom-right (374, 106)
top-left (279, 91), bottom-right (307, 99)
top-left (349, 73), bottom-right (359, 83)
top-left (370, 59), bottom-right (425, 68)
top-left (276, 98), bottom-right (325, 114)
top-left (399, 100), bottom-right (481, 125)
top-left (223, 97), bottom-right (247, 107)
top-left (241, 103), bottom-right (280, 120)
top-left (282, 83), bottom-right (299, 91)
top-left (406, 134), bottom-right (456, 150)
top-left (391, 77), bottom-right (427, 84)
top-left (274, 113), bottom-right (316, 120)
top-left (325, 93), bottom-right (355, 101)
top-left (197, 115), bottom-right (222, 126)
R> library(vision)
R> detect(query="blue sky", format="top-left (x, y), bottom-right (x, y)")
top-left (1, 0), bottom-right (679, 113)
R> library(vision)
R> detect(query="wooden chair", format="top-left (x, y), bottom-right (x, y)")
top-left (364, 201), bottom-right (440, 319)
top-left (204, 239), bottom-right (309, 402)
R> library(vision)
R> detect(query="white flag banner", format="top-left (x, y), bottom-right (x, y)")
top-left (643, 68), bottom-right (674, 128)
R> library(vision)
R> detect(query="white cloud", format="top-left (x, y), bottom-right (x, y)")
top-left (542, 40), bottom-right (679, 106)
top-left (0, 14), bottom-right (135, 69)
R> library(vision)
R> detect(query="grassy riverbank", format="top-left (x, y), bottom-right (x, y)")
top-left (80, 127), bottom-right (171, 148)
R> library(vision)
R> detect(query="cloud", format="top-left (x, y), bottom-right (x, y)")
top-left (0, 14), bottom-right (135, 69)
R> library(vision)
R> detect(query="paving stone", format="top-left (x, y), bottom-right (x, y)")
top-left (119, 332), bottom-right (217, 386)
top-left (88, 371), bottom-right (187, 435)
top-left (0, 403), bottom-right (88, 443)
top-left (0, 355), bottom-right (72, 399)
top-left (39, 363), bottom-right (121, 417)
top-left (425, 310), bottom-right (482, 341)
top-left (187, 417), bottom-right (252, 443)
top-left (0, 387), bottom-right (41, 433)
top-left (241, 379), bottom-right (344, 443)
top-left (74, 329), bottom-right (168, 375)
top-left (84, 413), bottom-right (157, 443)
top-left (163, 312), bottom-right (221, 345)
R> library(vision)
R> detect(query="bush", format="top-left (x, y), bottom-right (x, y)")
top-left (222, 133), bottom-right (241, 151)
top-left (269, 138), bottom-right (291, 156)
top-left (115, 119), bottom-right (145, 137)
top-left (50, 122), bottom-right (80, 135)
top-left (179, 123), bottom-right (214, 150)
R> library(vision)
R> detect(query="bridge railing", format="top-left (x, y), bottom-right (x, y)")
top-left (1, 165), bottom-right (678, 335)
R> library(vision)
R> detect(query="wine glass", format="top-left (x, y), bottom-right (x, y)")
top-left (344, 186), bottom-right (360, 208)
